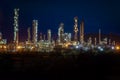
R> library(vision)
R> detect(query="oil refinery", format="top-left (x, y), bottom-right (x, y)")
top-left (0, 8), bottom-right (119, 53)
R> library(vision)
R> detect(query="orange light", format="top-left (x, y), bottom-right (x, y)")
top-left (17, 46), bottom-right (22, 49)
top-left (3, 46), bottom-right (7, 49)
top-left (116, 46), bottom-right (120, 50)
top-left (64, 42), bottom-right (71, 48)
top-left (65, 44), bottom-right (68, 47)
top-left (31, 46), bottom-right (34, 50)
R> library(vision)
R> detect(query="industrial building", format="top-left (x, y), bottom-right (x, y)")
top-left (0, 8), bottom-right (119, 52)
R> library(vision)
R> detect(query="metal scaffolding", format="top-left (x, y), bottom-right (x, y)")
top-left (74, 17), bottom-right (78, 41)
top-left (13, 8), bottom-right (19, 46)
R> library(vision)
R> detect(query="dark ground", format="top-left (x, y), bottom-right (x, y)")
top-left (0, 52), bottom-right (120, 80)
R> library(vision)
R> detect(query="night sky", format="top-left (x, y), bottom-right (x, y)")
top-left (0, 0), bottom-right (120, 42)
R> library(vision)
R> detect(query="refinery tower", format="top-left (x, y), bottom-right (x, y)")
top-left (74, 17), bottom-right (78, 41)
top-left (13, 8), bottom-right (19, 46)
top-left (58, 23), bottom-right (64, 43)
top-left (27, 27), bottom-right (31, 42)
top-left (80, 18), bottom-right (84, 44)
top-left (32, 20), bottom-right (38, 44)
top-left (47, 29), bottom-right (51, 42)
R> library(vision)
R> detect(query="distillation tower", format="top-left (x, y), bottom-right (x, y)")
top-left (94, 37), bottom-right (97, 45)
top-left (43, 34), bottom-right (46, 41)
top-left (27, 27), bottom-right (31, 42)
top-left (13, 8), bottom-right (19, 46)
top-left (40, 33), bottom-right (43, 41)
top-left (74, 17), bottom-right (78, 41)
top-left (80, 18), bottom-right (84, 44)
top-left (99, 29), bottom-right (101, 44)
top-left (32, 20), bottom-right (38, 45)
top-left (47, 29), bottom-right (51, 43)
top-left (109, 39), bottom-right (111, 45)
top-left (0, 32), bottom-right (2, 40)
top-left (88, 37), bottom-right (92, 45)
top-left (58, 23), bottom-right (64, 43)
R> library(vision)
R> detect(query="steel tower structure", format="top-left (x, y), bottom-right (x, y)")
top-left (74, 17), bottom-right (78, 41)
top-left (27, 27), bottom-right (31, 42)
top-left (0, 32), bottom-right (2, 40)
top-left (58, 23), bottom-right (64, 43)
top-left (43, 34), bottom-right (46, 41)
top-left (13, 8), bottom-right (19, 46)
top-left (32, 20), bottom-right (38, 44)
top-left (99, 29), bottom-right (101, 44)
top-left (40, 33), bottom-right (42, 41)
top-left (94, 37), bottom-right (97, 45)
top-left (88, 37), bottom-right (92, 45)
top-left (47, 29), bottom-right (51, 42)
top-left (109, 39), bottom-right (111, 45)
top-left (80, 18), bottom-right (84, 44)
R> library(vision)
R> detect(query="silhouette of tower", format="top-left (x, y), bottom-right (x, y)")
top-left (13, 8), bottom-right (19, 46)
top-left (99, 29), bottom-right (101, 44)
top-left (27, 27), bottom-right (31, 42)
top-left (32, 20), bottom-right (38, 44)
top-left (47, 29), bottom-right (51, 42)
top-left (94, 37), bottom-right (97, 45)
top-left (43, 34), bottom-right (46, 41)
top-left (74, 17), bottom-right (78, 41)
top-left (0, 32), bottom-right (2, 40)
top-left (80, 17), bottom-right (84, 44)
top-left (109, 39), bottom-right (111, 45)
top-left (58, 23), bottom-right (64, 43)
top-left (40, 33), bottom-right (42, 41)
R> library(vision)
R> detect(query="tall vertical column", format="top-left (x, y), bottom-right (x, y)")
top-left (43, 34), bottom-right (46, 41)
top-left (74, 17), bottom-right (78, 41)
top-left (68, 33), bottom-right (71, 41)
top-left (58, 23), bottom-right (64, 43)
top-left (88, 37), bottom-right (92, 45)
top-left (99, 29), bottom-right (101, 44)
top-left (47, 29), bottom-right (51, 43)
top-left (27, 27), bottom-right (31, 42)
top-left (109, 39), bottom-right (111, 45)
top-left (94, 37), bottom-right (97, 45)
top-left (13, 8), bottom-right (19, 46)
top-left (112, 41), bottom-right (115, 46)
top-left (32, 20), bottom-right (38, 44)
top-left (40, 33), bottom-right (42, 41)
top-left (0, 32), bottom-right (2, 40)
top-left (80, 18), bottom-right (84, 44)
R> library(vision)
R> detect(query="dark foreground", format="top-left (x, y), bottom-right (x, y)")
top-left (0, 52), bottom-right (120, 80)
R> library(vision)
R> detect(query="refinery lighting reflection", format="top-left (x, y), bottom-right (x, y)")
top-left (0, 8), bottom-right (119, 53)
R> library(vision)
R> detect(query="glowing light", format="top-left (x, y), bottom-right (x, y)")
top-left (3, 46), bottom-right (7, 49)
top-left (100, 48), bottom-right (104, 51)
top-left (98, 46), bottom-right (104, 51)
top-left (111, 46), bottom-right (115, 50)
top-left (64, 42), bottom-right (71, 48)
top-left (65, 44), bottom-right (69, 48)
top-left (65, 44), bottom-right (68, 47)
top-left (17, 46), bottom-right (22, 49)
top-left (98, 46), bottom-right (101, 49)
top-left (116, 46), bottom-right (120, 50)
top-left (0, 46), bottom-right (2, 48)
top-left (31, 46), bottom-right (34, 50)
top-left (75, 45), bottom-right (79, 49)
top-left (73, 41), bottom-right (77, 45)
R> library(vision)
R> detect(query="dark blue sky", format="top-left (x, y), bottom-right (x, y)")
top-left (0, 0), bottom-right (120, 42)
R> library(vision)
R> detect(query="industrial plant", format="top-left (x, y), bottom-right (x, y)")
top-left (0, 8), bottom-right (119, 53)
